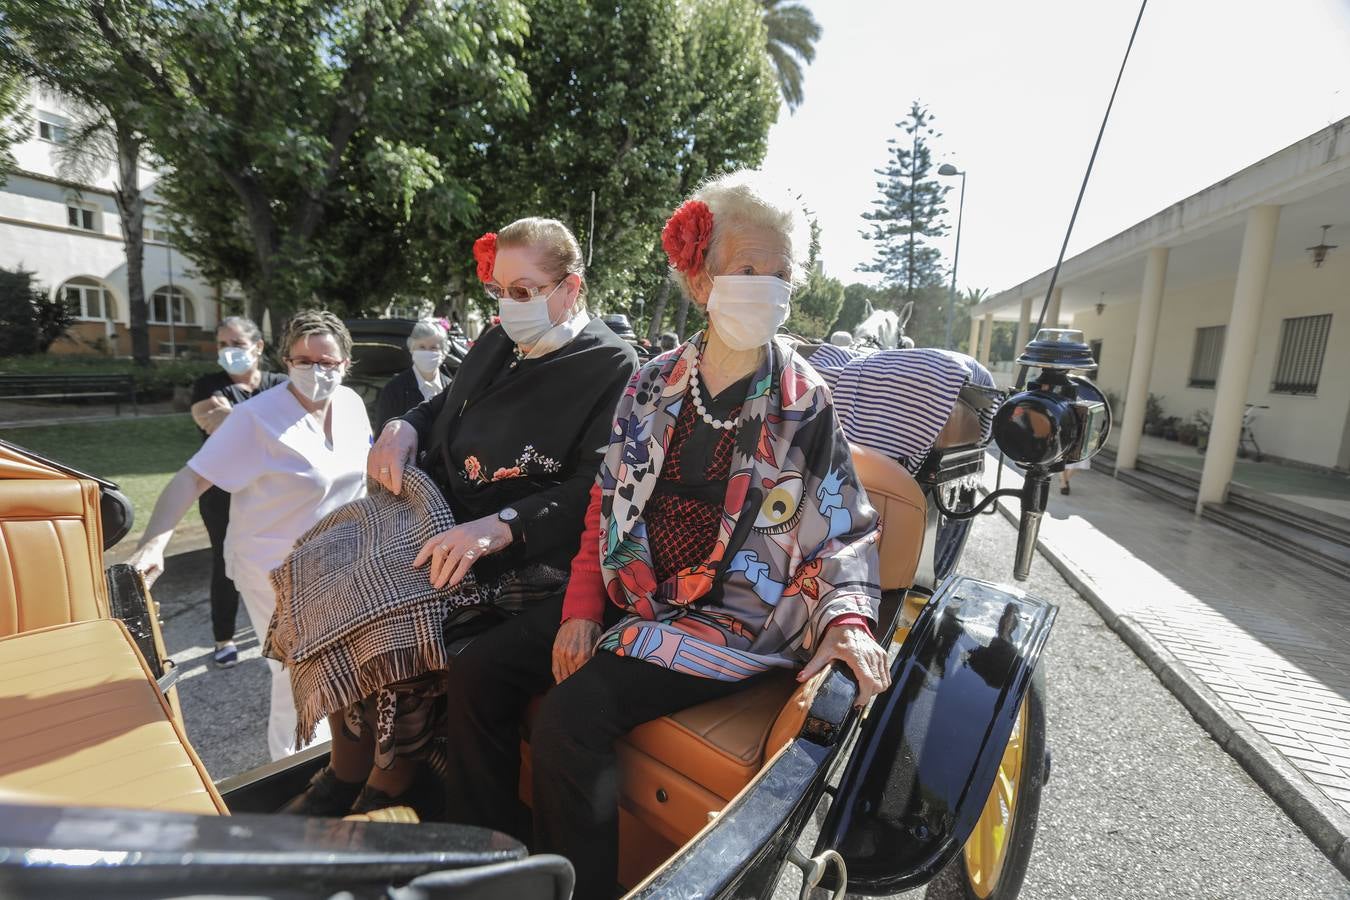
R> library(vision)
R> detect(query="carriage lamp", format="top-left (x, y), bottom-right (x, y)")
top-left (993, 329), bottom-right (1112, 580)
top-left (1307, 225), bottom-right (1338, 269)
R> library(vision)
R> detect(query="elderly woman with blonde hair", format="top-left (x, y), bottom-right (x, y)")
top-left (439, 171), bottom-right (890, 897)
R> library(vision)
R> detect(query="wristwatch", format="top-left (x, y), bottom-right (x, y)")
top-left (498, 506), bottom-right (522, 541)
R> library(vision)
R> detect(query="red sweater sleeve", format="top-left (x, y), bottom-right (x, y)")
top-left (827, 613), bottom-right (875, 640)
top-left (561, 482), bottom-right (608, 624)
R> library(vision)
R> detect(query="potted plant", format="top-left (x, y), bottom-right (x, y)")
top-left (1144, 393), bottom-right (1167, 437)
top-left (1192, 409), bottom-right (1212, 453)
top-left (1177, 423), bottom-right (1198, 445)
top-left (1162, 416), bottom-right (1181, 441)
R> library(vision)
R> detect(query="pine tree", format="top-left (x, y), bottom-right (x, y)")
top-left (861, 101), bottom-right (950, 301)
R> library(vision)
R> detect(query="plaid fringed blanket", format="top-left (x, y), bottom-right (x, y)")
top-left (265, 466), bottom-right (475, 745)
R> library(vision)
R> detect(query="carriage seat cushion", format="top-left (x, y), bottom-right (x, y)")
top-left (0, 619), bottom-right (226, 816)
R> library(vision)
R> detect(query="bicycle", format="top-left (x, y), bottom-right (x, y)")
top-left (1238, 403), bottom-right (1267, 461)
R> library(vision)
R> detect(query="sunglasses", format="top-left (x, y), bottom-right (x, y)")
top-left (484, 279), bottom-right (562, 303)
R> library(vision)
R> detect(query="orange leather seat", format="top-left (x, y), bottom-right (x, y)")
top-left (0, 619), bottom-right (225, 816)
top-left (0, 476), bottom-right (109, 637)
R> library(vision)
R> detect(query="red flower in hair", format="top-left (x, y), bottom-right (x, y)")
top-left (473, 232), bottom-right (498, 282)
top-left (661, 200), bottom-right (714, 274)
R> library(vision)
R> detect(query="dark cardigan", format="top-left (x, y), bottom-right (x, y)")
top-left (401, 318), bottom-right (638, 582)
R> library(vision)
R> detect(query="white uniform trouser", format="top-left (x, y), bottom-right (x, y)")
top-left (233, 566), bottom-right (331, 761)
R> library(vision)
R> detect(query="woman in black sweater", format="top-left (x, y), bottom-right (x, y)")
top-left (283, 218), bottom-right (637, 816)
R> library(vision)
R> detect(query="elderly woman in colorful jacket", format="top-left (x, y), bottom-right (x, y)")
top-left (439, 170), bottom-right (890, 898)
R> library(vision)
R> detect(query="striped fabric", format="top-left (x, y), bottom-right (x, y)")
top-left (804, 345), bottom-right (996, 473)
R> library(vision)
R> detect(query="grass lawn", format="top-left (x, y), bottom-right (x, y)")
top-left (5, 414), bottom-right (204, 543)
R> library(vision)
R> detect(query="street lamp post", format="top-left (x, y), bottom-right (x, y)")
top-left (938, 163), bottom-right (966, 350)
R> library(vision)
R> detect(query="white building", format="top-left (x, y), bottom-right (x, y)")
top-left (971, 117), bottom-right (1350, 500)
top-left (1, 85), bottom-right (228, 357)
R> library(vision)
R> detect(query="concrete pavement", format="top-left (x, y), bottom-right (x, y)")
top-left (981, 454), bottom-right (1350, 878)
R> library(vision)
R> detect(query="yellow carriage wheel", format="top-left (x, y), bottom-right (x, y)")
top-left (956, 666), bottom-right (1046, 900)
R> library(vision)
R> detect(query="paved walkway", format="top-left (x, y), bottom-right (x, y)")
top-left (980, 454), bottom-right (1350, 856)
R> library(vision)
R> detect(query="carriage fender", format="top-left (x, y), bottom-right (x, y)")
top-left (817, 575), bottom-right (1057, 895)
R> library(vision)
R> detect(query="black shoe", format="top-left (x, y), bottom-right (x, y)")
top-left (1060, 484), bottom-right (1070, 495)
top-left (277, 766), bottom-right (364, 816)
top-left (351, 765), bottom-right (445, 821)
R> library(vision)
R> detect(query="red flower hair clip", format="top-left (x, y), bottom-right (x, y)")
top-left (473, 232), bottom-right (497, 283)
top-left (661, 200), bottom-right (714, 274)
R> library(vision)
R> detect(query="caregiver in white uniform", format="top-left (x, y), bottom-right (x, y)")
top-left (129, 309), bottom-right (372, 760)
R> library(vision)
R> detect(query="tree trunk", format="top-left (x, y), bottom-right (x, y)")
top-left (112, 121), bottom-right (150, 366)
top-left (674, 290), bottom-right (692, 341)
top-left (646, 280), bottom-right (673, 343)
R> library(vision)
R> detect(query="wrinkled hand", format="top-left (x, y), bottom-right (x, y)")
top-left (798, 624), bottom-right (891, 708)
top-left (126, 537), bottom-right (170, 588)
top-left (191, 396), bottom-right (231, 435)
top-left (368, 420), bottom-right (419, 494)
top-left (552, 618), bottom-right (601, 683)
top-left (412, 516), bottom-right (512, 589)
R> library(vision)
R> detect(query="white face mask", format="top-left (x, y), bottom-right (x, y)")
top-left (706, 275), bottom-right (792, 351)
top-left (411, 349), bottom-right (444, 377)
top-left (289, 364), bottom-right (343, 403)
top-left (218, 346), bottom-right (255, 376)
top-left (497, 282), bottom-right (564, 347)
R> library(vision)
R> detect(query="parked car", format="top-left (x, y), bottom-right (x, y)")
top-left (0, 330), bottom-right (1109, 900)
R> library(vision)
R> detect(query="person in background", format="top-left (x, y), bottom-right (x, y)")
top-left (1061, 457), bottom-right (1090, 494)
top-left (129, 310), bottom-right (372, 761)
top-left (828, 330), bottom-right (853, 347)
top-left (375, 319), bottom-right (451, 431)
top-left (658, 331), bottom-right (679, 352)
top-left (189, 316), bottom-right (287, 669)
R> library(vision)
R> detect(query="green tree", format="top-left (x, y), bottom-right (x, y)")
top-left (786, 264), bottom-right (844, 340)
top-left (5, 10), bottom-right (199, 364)
top-left (0, 67), bottom-right (28, 186)
top-left (861, 101), bottom-right (950, 301)
top-left (0, 267), bottom-right (74, 356)
top-left (42, 0), bottom-right (532, 321)
top-left (482, 0), bottom-right (778, 342)
top-left (759, 0), bottom-right (820, 112)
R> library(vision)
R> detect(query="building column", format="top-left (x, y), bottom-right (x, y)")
top-left (1045, 286), bottom-right (1063, 328)
top-left (1197, 205), bottom-right (1281, 509)
top-left (968, 314), bottom-right (981, 357)
top-left (1014, 296), bottom-right (1033, 355)
top-left (1116, 247), bottom-right (1169, 470)
top-left (978, 313), bottom-right (993, 366)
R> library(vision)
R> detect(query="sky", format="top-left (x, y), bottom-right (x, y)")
top-left (759, 0), bottom-right (1350, 295)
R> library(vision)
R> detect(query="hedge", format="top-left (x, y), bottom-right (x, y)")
top-left (0, 355), bottom-right (220, 400)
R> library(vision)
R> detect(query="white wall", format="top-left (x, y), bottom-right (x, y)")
top-left (1071, 248), bottom-right (1350, 469)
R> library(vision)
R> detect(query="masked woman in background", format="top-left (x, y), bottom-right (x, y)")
top-left (278, 218), bottom-right (638, 818)
top-left (375, 318), bottom-right (452, 430)
top-left (188, 316), bottom-right (288, 670)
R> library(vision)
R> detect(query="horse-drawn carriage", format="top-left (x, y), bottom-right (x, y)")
top-left (0, 329), bottom-right (1107, 899)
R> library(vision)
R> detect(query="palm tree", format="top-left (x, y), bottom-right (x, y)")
top-left (760, 0), bottom-right (821, 112)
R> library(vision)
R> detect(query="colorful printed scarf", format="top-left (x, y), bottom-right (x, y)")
top-left (596, 335), bottom-right (881, 681)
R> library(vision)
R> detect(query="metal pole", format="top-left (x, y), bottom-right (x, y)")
top-left (943, 171), bottom-right (967, 349)
top-left (166, 240), bottom-right (177, 358)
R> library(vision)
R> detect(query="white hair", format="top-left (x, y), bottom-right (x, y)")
top-left (672, 169), bottom-right (813, 299)
top-left (406, 318), bottom-right (448, 351)
top-left (829, 330), bottom-right (853, 347)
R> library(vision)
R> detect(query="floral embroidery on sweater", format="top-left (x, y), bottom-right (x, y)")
top-left (462, 445), bottom-right (561, 485)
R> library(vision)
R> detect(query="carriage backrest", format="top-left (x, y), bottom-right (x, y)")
top-left (849, 444), bottom-right (927, 593)
top-left (0, 442), bottom-right (110, 636)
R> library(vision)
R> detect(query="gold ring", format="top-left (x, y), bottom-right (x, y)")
top-left (439, 544), bottom-right (450, 553)
top-left (379, 466), bottom-right (390, 475)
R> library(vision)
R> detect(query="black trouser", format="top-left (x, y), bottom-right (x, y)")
top-left (198, 486), bottom-right (240, 644)
top-left (441, 594), bottom-right (750, 899)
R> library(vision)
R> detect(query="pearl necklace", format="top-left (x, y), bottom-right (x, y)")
top-left (688, 354), bottom-right (737, 431)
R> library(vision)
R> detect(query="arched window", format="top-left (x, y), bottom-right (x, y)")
top-left (149, 286), bottom-right (196, 325)
top-left (60, 277), bottom-right (118, 321)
